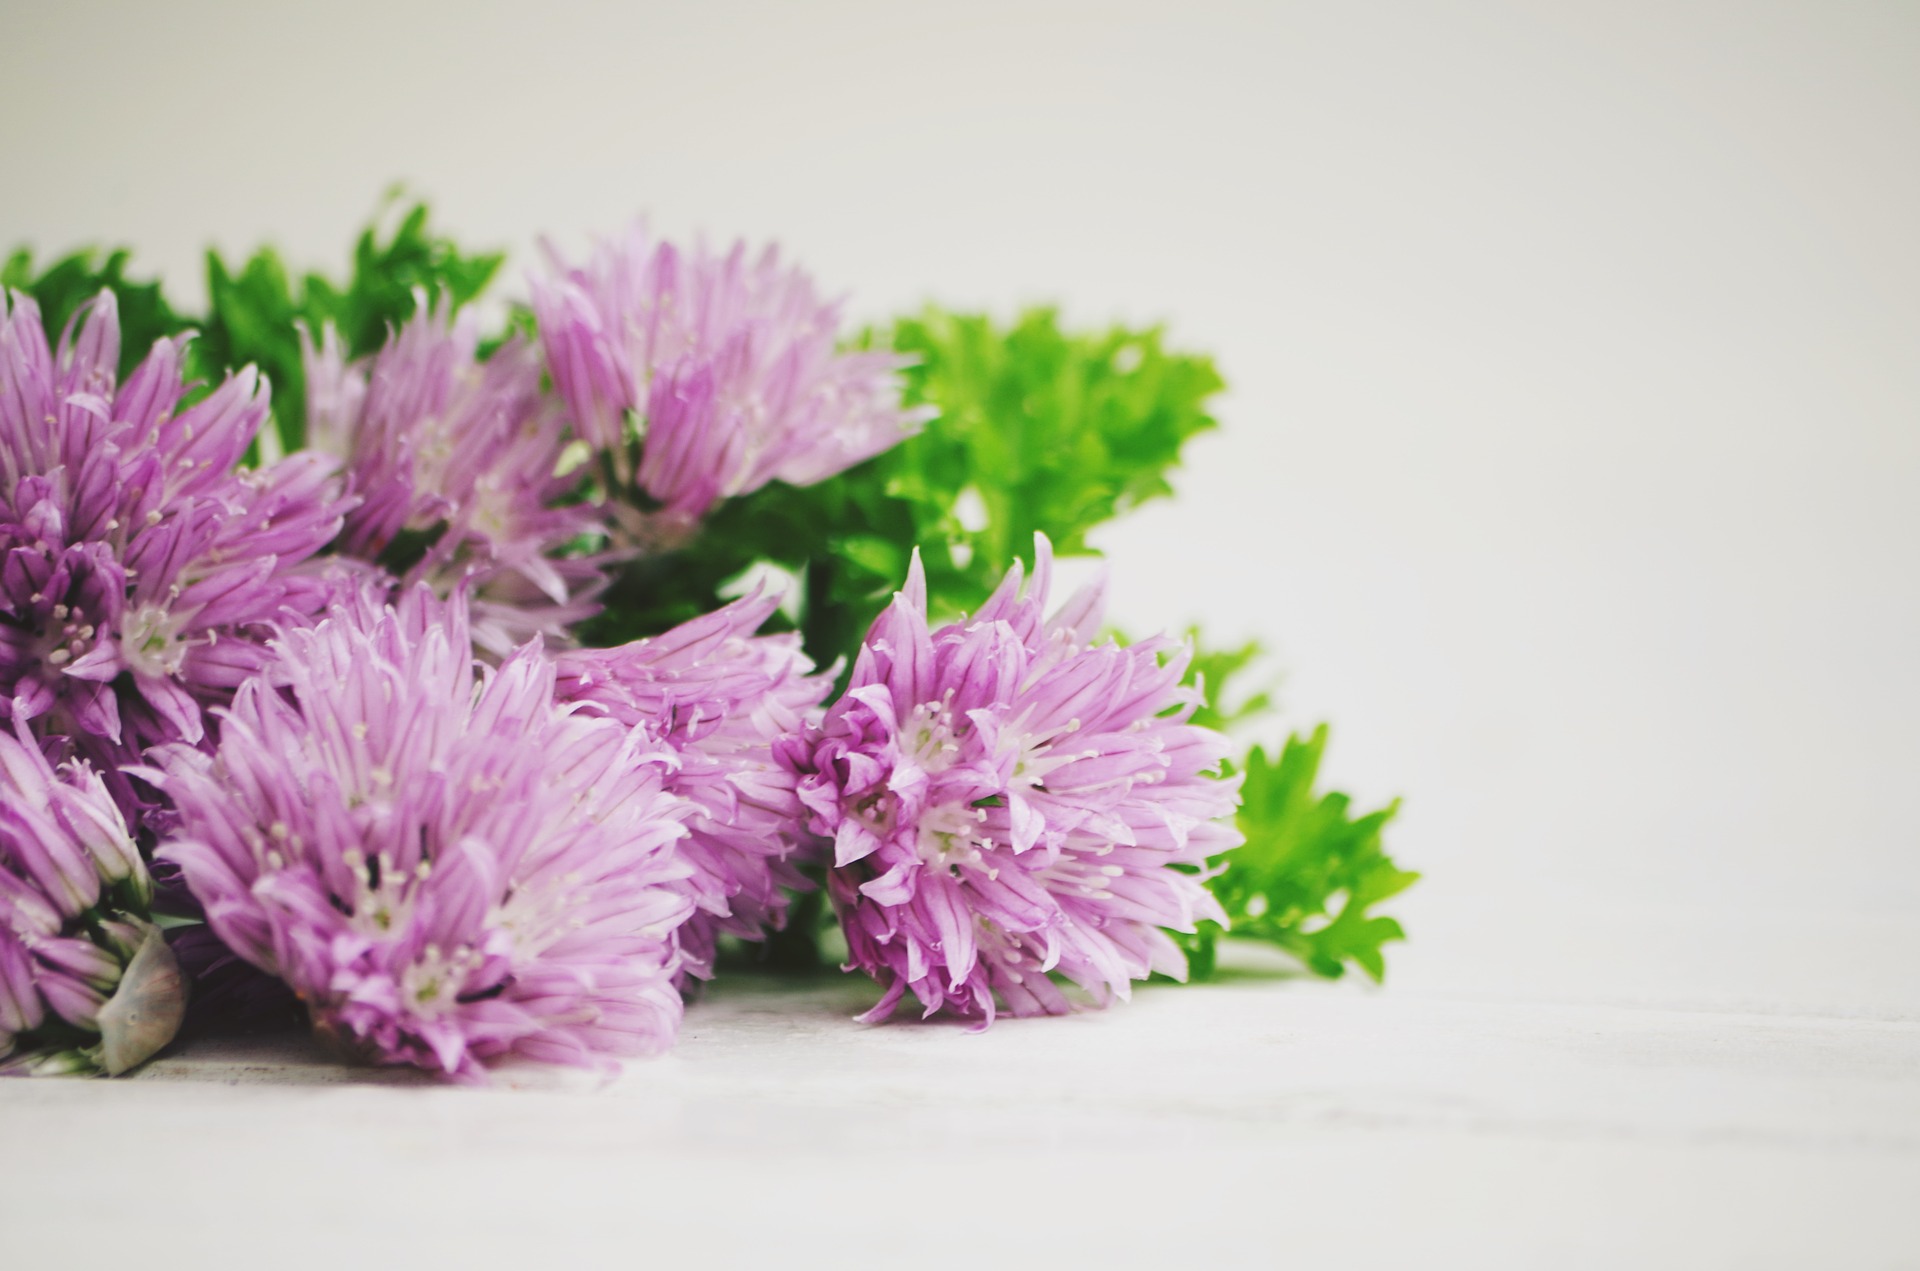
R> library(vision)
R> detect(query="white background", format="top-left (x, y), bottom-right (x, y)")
top-left (2, 2), bottom-right (1916, 1264)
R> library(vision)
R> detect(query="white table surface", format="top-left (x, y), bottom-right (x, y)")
top-left (4, 910), bottom-right (1915, 1269)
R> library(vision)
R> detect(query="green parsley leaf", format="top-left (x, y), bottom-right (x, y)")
top-left (884, 306), bottom-right (1223, 576)
top-left (195, 196), bottom-right (504, 454)
top-left (1181, 629), bottom-right (1277, 734)
top-left (1181, 725), bottom-right (1416, 983)
top-left (1, 246), bottom-right (193, 379)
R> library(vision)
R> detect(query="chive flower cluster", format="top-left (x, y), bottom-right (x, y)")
top-left (0, 216), bottom-right (1250, 1081)
top-left (782, 542), bottom-right (1240, 1024)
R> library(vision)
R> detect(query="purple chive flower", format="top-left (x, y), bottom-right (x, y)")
top-left (0, 727), bottom-right (186, 1075)
top-left (303, 303), bottom-right (610, 656)
top-left (553, 588), bottom-right (832, 982)
top-left (782, 536), bottom-right (1242, 1025)
top-left (532, 226), bottom-right (928, 525)
top-left (0, 289), bottom-right (348, 777)
top-left (152, 587), bottom-right (695, 1080)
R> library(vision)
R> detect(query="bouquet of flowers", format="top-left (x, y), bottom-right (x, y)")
top-left (0, 200), bottom-right (1414, 1081)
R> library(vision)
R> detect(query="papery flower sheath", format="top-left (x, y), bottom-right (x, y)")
top-left (0, 290), bottom-right (348, 777)
top-left (153, 587), bottom-right (695, 1080)
top-left (532, 226), bottom-right (928, 523)
top-left (303, 302), bottom-right (610, 655)
top-left (554, 588), bottom-right (832, 982)
top-left (0, 727), bottom-right (185, 1075)
top-left (782, 536), bottom-right (1243, 1024)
